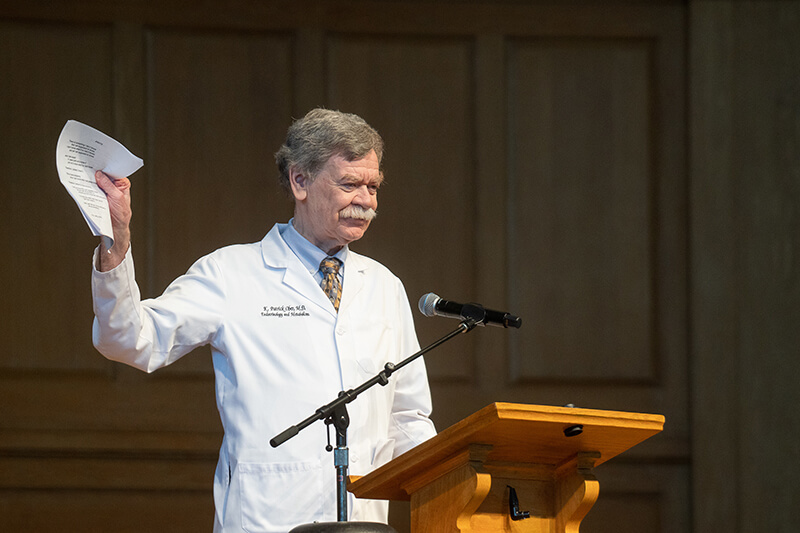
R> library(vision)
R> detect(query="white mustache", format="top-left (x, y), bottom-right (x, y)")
top-left (339, 205), bottom-right (377, 221)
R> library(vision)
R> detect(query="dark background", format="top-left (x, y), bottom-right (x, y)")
top-left (1, 1), bottom-right (798, 531)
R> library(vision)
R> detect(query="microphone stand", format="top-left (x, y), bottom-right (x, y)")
top-left (270, 304), bottom-right (487, 526)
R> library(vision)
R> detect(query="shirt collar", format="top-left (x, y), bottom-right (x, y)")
top-left (279, 218), bottom-right (349, 275)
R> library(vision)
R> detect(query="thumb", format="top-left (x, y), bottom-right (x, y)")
top-left (95, 170), bottom-right (131, 197)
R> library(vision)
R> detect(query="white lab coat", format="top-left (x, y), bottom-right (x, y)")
top-left (91, 224), bottom-right (436, 532)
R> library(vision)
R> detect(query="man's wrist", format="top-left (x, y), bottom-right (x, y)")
top-left (98, 233), bottom-right (131, 272)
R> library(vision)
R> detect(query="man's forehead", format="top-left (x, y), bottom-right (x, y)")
top-left (326, 151), bottom-right (382, 180)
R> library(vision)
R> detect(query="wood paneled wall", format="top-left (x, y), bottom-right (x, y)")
top-left (690, 1), bottom-right (800, 531)
top-left (2, 1), bottom-right (797, 531)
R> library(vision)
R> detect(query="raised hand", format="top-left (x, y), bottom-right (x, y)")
top-left (94, 170), bottom-right (132, 271)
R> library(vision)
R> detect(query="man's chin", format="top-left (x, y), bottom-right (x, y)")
top-left (339, 220), bottom-right (370, 241)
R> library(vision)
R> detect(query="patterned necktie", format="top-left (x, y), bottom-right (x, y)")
top-left (319, 257), bottom-right (343, 312)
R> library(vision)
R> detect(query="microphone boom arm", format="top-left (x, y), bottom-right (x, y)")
top-left (269, 317), bottom-right (480, 522)
top-left (270, 316), bottom-right (479, 448)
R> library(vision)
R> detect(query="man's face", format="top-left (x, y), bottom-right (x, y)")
top-left (290, 150), bottom-right (381, 255)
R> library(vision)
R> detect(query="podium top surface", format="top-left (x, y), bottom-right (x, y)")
top-left (349, 402), bottom-right (664, 500)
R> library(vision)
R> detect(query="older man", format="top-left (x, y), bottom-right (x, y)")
top-left (91, 109), bottom-right (436, 532)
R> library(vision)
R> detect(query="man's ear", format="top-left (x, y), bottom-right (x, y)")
top-left (288, 166), bottom-right (309, 201)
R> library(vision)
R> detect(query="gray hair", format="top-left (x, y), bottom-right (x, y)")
top-left (275, 108), bottom-right (384, 195)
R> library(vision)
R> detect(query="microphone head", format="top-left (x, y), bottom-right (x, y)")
top-left (418, 293), bottom-right (441, 317)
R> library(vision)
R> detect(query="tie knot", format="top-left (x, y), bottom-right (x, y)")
top-left (320, 257), bottom-right (342, 275)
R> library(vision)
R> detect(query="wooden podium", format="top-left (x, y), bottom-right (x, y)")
top-left (348, 403), bottom-right (664, 532)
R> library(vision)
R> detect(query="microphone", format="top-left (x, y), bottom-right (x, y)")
top-left (418, 293), bottom-right (522, 329)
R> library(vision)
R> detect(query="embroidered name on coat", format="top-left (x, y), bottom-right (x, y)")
top-left (261, 305), bottom-right (310, 318)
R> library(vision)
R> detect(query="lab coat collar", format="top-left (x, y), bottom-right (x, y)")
top-left (259, 224), bottom-right (369, 316)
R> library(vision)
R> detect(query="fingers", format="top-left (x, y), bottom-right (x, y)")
top-left (95, 170), bottom-right (133, 227)
top-left (95, 171), bottom-right (131, 197)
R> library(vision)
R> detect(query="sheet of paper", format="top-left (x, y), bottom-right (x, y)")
top-left (56, 120), bottom-right (143, 249)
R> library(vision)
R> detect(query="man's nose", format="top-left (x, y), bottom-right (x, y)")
top-left (353, 186), bottom-right (377, 207)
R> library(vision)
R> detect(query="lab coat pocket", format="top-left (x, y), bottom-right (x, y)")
top-left (239, 461), bottom-right (323, 533)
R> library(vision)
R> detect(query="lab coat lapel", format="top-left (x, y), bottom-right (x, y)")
top-left (340, 252), bottom-right (367, 314)
top-left (259, 226), bottom-right (337, 317)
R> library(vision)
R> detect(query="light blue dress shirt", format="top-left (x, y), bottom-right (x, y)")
top-left (279, 218), bottom-right (348, 287)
